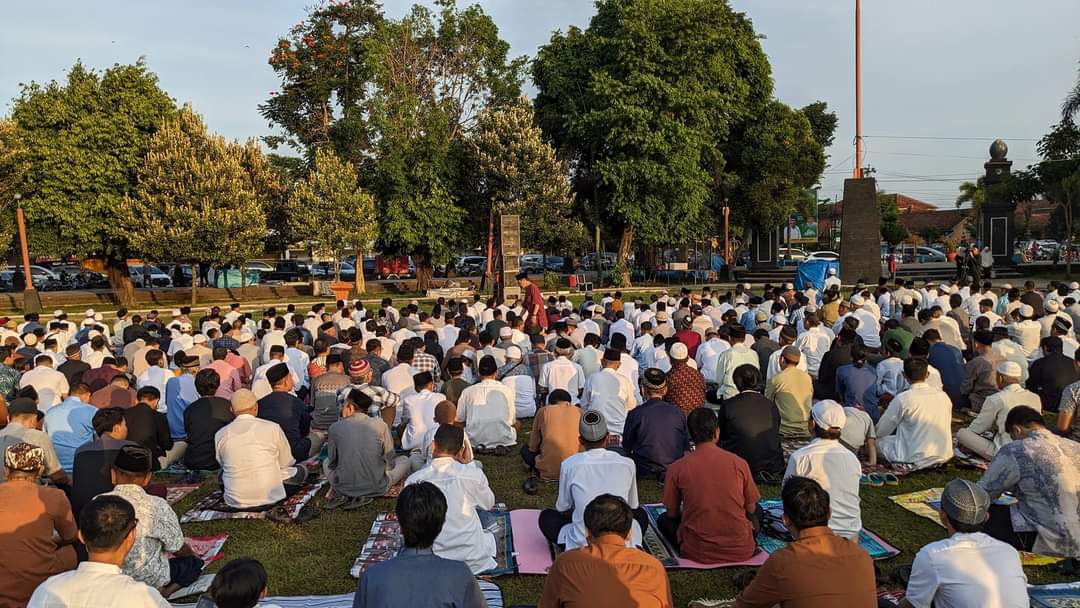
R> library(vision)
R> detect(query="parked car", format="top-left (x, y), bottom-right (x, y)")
top-left (778, 248), bottom-right (808, 265)
top-left (520, 254), bottom-right (545, 274)
top-left (128, 265), bottom-right (173, 288)
top-left (456, 256), bottom-right (487, 276)
top-left (582, 253), bottom-right (616, 270)
top-left (310, 261), bottom-right (356, 281)
top-left (49, 264), bottom-right (109, 290)
top-left (243, 260), bottom-right (275, 273)
top-left (375, 255), bottom-right (414, 280)
top-left (0, 268), bottom-right (50, 291)
top-left (545, 256), bottom-right (566, 273)
top-left (264, 261), bottom-right (310, 282)
top-left (806, 250), bottom-right (839, 261)
top-left (155, 263), bottom-right (193, 287)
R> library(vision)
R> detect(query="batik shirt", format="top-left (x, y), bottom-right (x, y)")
top-left (1058, 379), bottom-right (1080, 441)
top-left (0, 364), bottom-right (20, 400)
top-left (978, 429), bottom-right (1080, 558)
top-left (101, 484), bottom-right (184, 588)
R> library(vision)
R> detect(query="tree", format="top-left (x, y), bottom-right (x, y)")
top-left (533, 0), bottom-right (778, 285)
top-left (237, 143), bottom-right (289, 259)
top-left (469, 101), bottom-right (585, 275)
top-left (800, 101), bottom-right (839, 150)
top-left (286, 148), bottom-right (377, 293)
top-left (1017, 120), bottom-right (1080, 276)
top-left (120, 106), bottom-right (266, 304)
top-left (1063, 61), bottom-right (1080, 122)
top-left (365, 0), bottom-right (525, 289)
top-left (260, 0), bottom-right (383, 163)
top-left (10, 59), bottom-right (177, 304)
top-left (0, 120), bottom-right (27, 255)
top-left (878, 193), bottom-right (909, 246)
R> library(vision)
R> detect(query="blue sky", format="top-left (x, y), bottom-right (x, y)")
top-left (2, 0), bottom-right (1079, 208)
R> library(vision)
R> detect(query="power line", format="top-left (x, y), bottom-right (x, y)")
top-left (864, 135), bottom-right (1040, 142)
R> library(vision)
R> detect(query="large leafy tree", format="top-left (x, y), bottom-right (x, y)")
top-left (120, 106), bottom-right (266, 304)
top-left (237, 142), bottom-right (289, 256)
top-left (878, 193), bottom-right (909, 246)
top-left (468, 101), bottom-right (585, 273)
top-left (287, 148), bottom-right (377, 293)
top-left (10, 59), bottom-right (177, 303)
top-left (365, 0), bottom-right (524, 288)
top-left (533, 0), bottom-right (776, 285)
top-left (1016, 120), bottom-right (1080, 275)
top-left (260, 0), bottom-right (382, 163)
top-left (0, 120), bottom-right (27, 254)
top-left (800, 101), bottom-right (839, 151)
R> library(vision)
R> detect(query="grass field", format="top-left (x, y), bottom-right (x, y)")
top-left (165, 416), bottom-right (1074, 606)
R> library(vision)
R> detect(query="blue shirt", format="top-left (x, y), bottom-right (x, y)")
top-left (42, 397), bottom-right (97, 473)
top-left (622, 398), bottom-right (689, 476)
top-left (353, 546), bottom-right (485, 608)
top-left (929, 342), bottom-right (965, 392)
top-left (835, 363), bottom-right (878, 418)
top-left (165, 374), bottom-right (199, 439)
top-left (740, 310), bottom-right (758, 332)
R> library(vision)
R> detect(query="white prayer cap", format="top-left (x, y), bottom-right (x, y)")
top-left (53, 310), bottom-right (64, 318)
top-left (996, 361), bottom-right (1022, 377)
top-left (1019, 304), bottom-right (1034, 318)
top-left (1046, 300), bottom-right (1060, 313)
top-left (811, 400), bottom-right (847, 430)
top-left (238, 331), bottom-right (254, 343)
top-left (850, 294), bottom-right (865, 307)
top-left (669, 342), bottom-right (688, 360)
top-left (84, 308), bottom-right (95, 317)
top-left (506, 345), bottom-right (522, 360)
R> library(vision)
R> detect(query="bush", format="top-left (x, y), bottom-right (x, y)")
top-left (542, 271), bottom-right (561, 292)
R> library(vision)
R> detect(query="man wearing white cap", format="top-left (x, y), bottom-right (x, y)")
top-left (784, 399), bottom-right (862, 539)
top-left (1007, 304), bottom-right (1041, 357)
top-left (876, 358), bottom-right (954, 471)
top-left (166, 322), bottom-right (195, 360)
top-left (1039, 300), bottom-right (1071, 339)
top-left (849, 295), bottom-right (881, 349)
top-left (957, 361), bottom-right (1040, 460)
top-left (795, 311), bottom-right (832, 380)
top-left (823, 267), bottom-right (840, 291)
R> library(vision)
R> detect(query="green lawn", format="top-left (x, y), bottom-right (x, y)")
top-left (165, 417), bottom-right (1073, 606)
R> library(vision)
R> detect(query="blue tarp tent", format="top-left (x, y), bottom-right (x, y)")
top-left (211, 268), bottom-right (262, 288)
top-left (795, 259), bottom-right (840, 291)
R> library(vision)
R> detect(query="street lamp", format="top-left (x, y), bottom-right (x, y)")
top-left (14, 193), bottom-right (42, 312)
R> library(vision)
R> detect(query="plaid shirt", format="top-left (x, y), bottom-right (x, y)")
top-left (213, 336), bottom-right (240, 352)
top-left (411, 351), bottom-right (441, 379)
top-left (336, 382), bottom-right (401, 418)
top-left (525, 348), bottom-right (555, 385)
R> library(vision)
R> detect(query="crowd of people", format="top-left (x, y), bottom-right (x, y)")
top-left (1, 270), bottom-right (1079, 607)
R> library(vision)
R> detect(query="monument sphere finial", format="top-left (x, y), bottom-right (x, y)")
top-left (990, 139), bottom-right (1008, 161)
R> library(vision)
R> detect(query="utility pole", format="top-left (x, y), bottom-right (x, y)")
top-left (853, 0), bottom-right (864, 179)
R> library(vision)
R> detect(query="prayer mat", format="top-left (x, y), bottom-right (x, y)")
top-left (1029, 581), bottom-right (1080, 607)
top-left (166, 483), bottom-right (202, 506)
top-left (861, 462), bottom-right (920, 476)
top-left (951, 446), bottom-right (990, 470)
top-left (753, 500), bottom-right (900, 560)
top-left (382, 480), bottom-right (404, 499)
top-left (890, 487), bottom-right (1063, 567)
top-left (780, 436), bottom-right (810, 460)
top-left (641, 504), bottom-right (768, 569)
top-left (166, 534), bottom-right (228, 564)
top-left (167, 573), bottom-right (214, 601)
top-left (170, 582), bottom-right (504, 608)
top-left (510, 509), bottom-right (553, 575)
top-left (351, 511), bottom-right (515, 578)
top-left (179, 480), bottom-right (326, 523)
top-left (877, 589), bottom-right (906, 604)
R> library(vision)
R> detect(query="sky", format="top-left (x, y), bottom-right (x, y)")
top-left (2, 0), bottom-right (1079, 209)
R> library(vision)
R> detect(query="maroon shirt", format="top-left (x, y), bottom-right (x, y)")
top-left (524, 282), bottom-right (548, 331)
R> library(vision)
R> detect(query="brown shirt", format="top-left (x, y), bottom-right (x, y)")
top-left (666, 362), bottom-right (706, 415)
top-left (0, 480), bottom-right (78, 608)
top-left (89, 384), bottom-right (137, 409)
top-left (734, 526), bottom-right (876, 608)
top-left (539, 533), bottom-right (673, 608)
top-left (662, 443), bottom-right (759, 563)
top-left (527, 402), bottom-right (582, 480)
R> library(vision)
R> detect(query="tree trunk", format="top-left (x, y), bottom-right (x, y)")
top-left (240, 263), bottom-right (247, 297)
top-left (616, 224), bottom-right (634, 287)
top-left (483, 209), bottom-right (495, 292)
top-left (416, 253), bottom-right (433, 292)
top-left (354, 252), bottom-right (366, 295)
top-left (191, 263), bottom-right (198, 306)
top-left (104, 256), bottom-right (136, 306)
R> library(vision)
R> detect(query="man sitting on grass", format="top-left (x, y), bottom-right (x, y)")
top-left (29, 495), bottom-right (172, 607)
top-left (659, 408), bottom-right (760, 563)
top-left (978, 405), bottom-right (1080, 573)
top-left (891, 479), bottom-right (1028, 608)
top-left (622, 368), bottom-right (689, 478)
top-left (722, 476), bottom-right (876, 607)
top-left (540, 410), bottom-right (643, 550)
top-left (102, 445), bottom-right (204, 598)
top-left (353, 482), bottom-right (486, 608)
top-left (216, 389), bottom-right (308, 510)
top-left (522, 389), bottom-right (582, 483)
top-left (405, 425), bottom-right (497, 574)
top-left (876, 358), bottom-right (954, 471)
top-left (455, 355), bottom-right (518, 454)
top-left (324, 389), bottom-right (415, 510)
top-left (956, 361), bottom-right (1040, 461)
top-left (540, 494), bottom-right (673, 608)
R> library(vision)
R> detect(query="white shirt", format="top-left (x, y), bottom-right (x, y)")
top-left (609, 319), bottom-right (635, 350)
top-left (795, 326), bottom-right (832, 378)
top-left (556, 448), bottom-right (642, 550)
top-left (538, 357), bottom-right (586, 403)
top-left (285, 346), bottom-right (310, 389)
top-left (876, 382), bottom-right (954, 470)
top-left (406, 457), bottom-right (496, 574)
top-left (695, 338), bottom-right (728, 384)
top-left (501, 374), bottom-right (537, 418)
top-left (377, 336), bottom-right (398, 362)
top-left (784, 438), bottom-right (862, 538)
top-left (616, 353), bottom-right (639, 390)
top-left (28, 562), bottom-right (170, 608)
top-left (852, 308), bottom-right (881, 348)
top-left (716, 344), bottom-right (760, 399)
top-left (456, 380), bottom-right (517, 448)
top-left (572, 346), bottom-right (604, 378)
top-left (905, 532), bottom-right (1028, 608)
top-left (966, 383), bottom-right (1041, 453)
top-left (82, 350), bottom-right (107, 370)
top-left (215, 414), bottom-right (297, 509)
top-left (20, 365), bottom-right (69, 409)
top-left (582, 367), bottom-right (638, 436)
top-left (578, 319), bottom-right (600, 337)
top-left (766, 348), bottom-right (808, 382)
top-left (438, 325), bottom-right (459, 355)
top-left (136, 367), bottom-right (171, 411)
top-left (1010, 320), bottom-right (1042, 357)
top-left (993, 339), bottom-right (1030, 384)
top-left (260, 330), bottom-right (286, 362)
top-left (401, 389), bottom-right (447, 450)
top-left (251, 359), bottom-right (301, 400)
top-left (382, 363), bottom-right (414, 397)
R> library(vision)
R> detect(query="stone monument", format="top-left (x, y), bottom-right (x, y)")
top-left (839, 177), bottom-right (881, 285)
top-left (980, 140), bottom-right (1015, 266)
